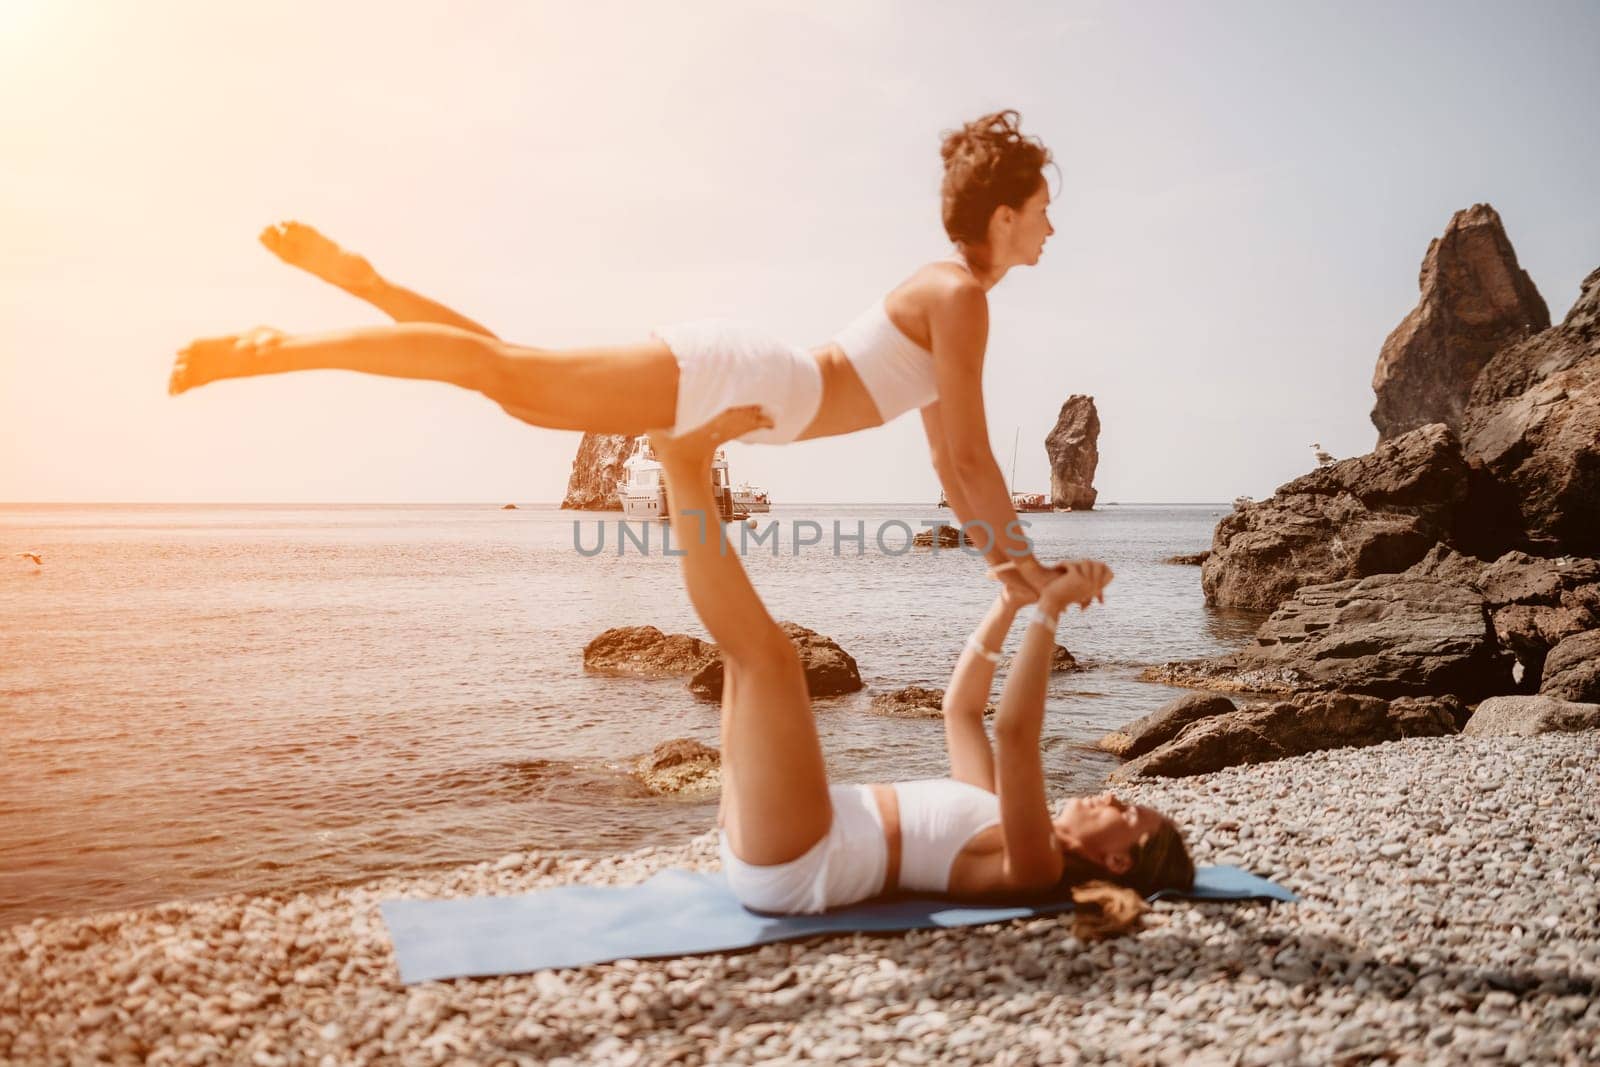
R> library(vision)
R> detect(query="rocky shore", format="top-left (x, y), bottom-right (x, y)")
top-left (6, 732), bottom-right (1596, 1066)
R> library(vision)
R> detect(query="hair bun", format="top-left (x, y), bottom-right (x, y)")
top-left (940, 109), bottom-right (1029, 165)
top-left (938, 110), bottom-right (1053, 246)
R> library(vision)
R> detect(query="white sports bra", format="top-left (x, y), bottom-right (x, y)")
top-left (832, 257), bottom-right (976, 423)
top-left (831, 299), bottom-right (939, 423)
top-left (892, 778), bottom-right (1002, 894)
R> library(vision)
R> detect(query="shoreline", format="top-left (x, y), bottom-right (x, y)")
top-left (6, 733), bottom-right (1596, 1065)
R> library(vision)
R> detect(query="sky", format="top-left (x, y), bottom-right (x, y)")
top-left (3, 0), bottom-right (1597, 504)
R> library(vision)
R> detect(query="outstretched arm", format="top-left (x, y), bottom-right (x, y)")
top-left (260, 222), bottom-right (499, 339)
top-left (993, 561), bottom-right (1113, 890)
top-left (942, 587), bottom-right (1029, 792)
top-left (925, 285), bottom-right (1055, 595)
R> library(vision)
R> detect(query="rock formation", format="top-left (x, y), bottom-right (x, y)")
top-left (562, 433), bottom-right (638, 510)
top-left (1046, 395), bottom-right (1099, 510)
top-left (1459, 267), bottom-right (1600, 554)
top-left (867, 685), bottom-right (1000, 719)
top-left (912, 524), bottom-right (971, 548)
top-left (1153, 561), bottom-right (1513, 701)
top-left (1461, 695), bottom-right (1600, 737)
top-left (1200, 424), bottom-right (1467, 611)
top-left (1540, 631), bottom-right (1600, 703)
top-left (583, 626), bottom-right (718, 678)
top-left (688, 622), bottom-right (862, 702)
top-left (1109, 692), bottom-right (1463, 781)
top-left (1095, 693), bottom-right (1237, 759)
top-left (629, 738), bottom-right (721, 796)
top-left (1050, 645), bottom-right (1081, 672)
top-left (1370, 204), bottom-right (1549, 442)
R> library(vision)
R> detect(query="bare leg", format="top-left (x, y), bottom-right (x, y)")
top-left (650, 408), bottom-right (833, 866)
top-left (168, 323), bottom-right (680, 436)
top-left (259, 221), bottom-right (500, 338)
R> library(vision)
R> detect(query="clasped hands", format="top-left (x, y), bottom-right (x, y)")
top-left (990, 555), bottom-right (1113, 615)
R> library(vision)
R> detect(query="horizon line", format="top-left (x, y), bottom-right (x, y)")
top-left (0, 500), bottom-right (1237, 508)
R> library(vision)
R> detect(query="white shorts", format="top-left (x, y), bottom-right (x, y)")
top-left (652, 319), bottom-right (824, 445)
top-left (719, 783), bottom-right (888, 914)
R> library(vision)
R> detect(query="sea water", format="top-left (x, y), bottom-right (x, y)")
top-left (0, 503), bottom-right (1261, 926)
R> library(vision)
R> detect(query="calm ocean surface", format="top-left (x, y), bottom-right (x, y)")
top-left (0, 503), bottom-right (1262, 927)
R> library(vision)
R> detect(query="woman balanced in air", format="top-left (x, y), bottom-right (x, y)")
top-left (169, 110), bottom-right (1064, 597)
top-left (646, 404), bottom-right (1193, 919)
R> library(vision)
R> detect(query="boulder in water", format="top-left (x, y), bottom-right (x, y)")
top-left (630, 738), bottom-right (721, 796)
top-left (688, 622), bottom-right (863, 701)
top-left (583, 626), bottom-right (718, 678)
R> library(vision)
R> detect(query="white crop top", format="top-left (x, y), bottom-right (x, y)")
top-left (892, 778), bottom-right (1002, 894)
top-left (832, 299), bottom-right (940, 423)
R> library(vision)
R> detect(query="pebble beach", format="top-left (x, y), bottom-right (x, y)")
top-left (6, 730), bottom-right (1596, 1066)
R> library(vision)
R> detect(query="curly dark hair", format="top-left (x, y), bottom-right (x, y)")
top-left (939, 109), bottom-right (1054, 247)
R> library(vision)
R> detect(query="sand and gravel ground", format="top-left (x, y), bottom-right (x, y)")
top-left (4, 731), bottom-right (1597, 1066)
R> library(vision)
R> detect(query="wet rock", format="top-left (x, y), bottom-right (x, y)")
top-left (1050, 644), bottom-right (1082, 673)
top-left (630, 739), bottom-right (721, 796)
top-left (583, 626), bottom-right (718, 678)
top-left (562, 432), bottom-right (638, 511)
top-left (1200, 424), bottom-right (1467, 612)
top-left (1460, 267), bottom-right (1600, 555)
top-left (868, 685), bottom-right (998, 719)
top-left (1164, 552), bottom-right (1210, 566)
top-left (1370, 204), bottom-right (1549, 442)
top-left (687, 622), bottom-right (863, 701)
top-left (869, 685), bottom-right (948, 718)
top-left (911, 524), bottom-right (971, 548)
top-left (1096, 694), bottom-right (1238, 759)
top-left (1046, 395), bottom-right (1100, 511)
top-left (1540, 630), bottom-right (1600, 702)
top-left (1109, 691), bottom-right (1459, 780)
top-left (1462, 695), bottom-right (1600, 737)
top-left (1150, 568), bottom-right (1512, 700)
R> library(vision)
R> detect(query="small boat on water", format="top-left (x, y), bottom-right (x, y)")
top-left (732, 482), bottom-right (771, 514)
top-left (1011, 491), bottom-right (1054, 513)
top-left (617, 440), bottom-right (746, 521)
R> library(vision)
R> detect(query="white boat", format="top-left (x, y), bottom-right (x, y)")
top-left (1011, 491), bottom-right (1054, 513)
top-left (617, 440), bottom-right (744, 521)
top-left (732, 482), bottom-right (771, 514)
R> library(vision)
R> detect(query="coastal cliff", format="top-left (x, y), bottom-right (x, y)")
top-left (561, 433), bottom-right (638, 511)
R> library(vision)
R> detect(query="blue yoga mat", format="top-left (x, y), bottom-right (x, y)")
top-left (381, 866), bottom-right (1296, 984)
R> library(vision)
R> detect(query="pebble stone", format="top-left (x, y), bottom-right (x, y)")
top-left (2, 732), bottom-right (1597, 1065)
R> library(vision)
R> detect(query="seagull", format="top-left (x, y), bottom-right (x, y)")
top-left (1311, 442), bottom-right (1335, 468)
top-left (17, 553), bottom-right (41, 566)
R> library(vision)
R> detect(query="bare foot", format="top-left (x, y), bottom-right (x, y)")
top-left (168, 326), bottom-right (284, 395)
top-left (647, 405), bottom-right (773, 468)
top-left (259, 221), bottom-right (378, 292)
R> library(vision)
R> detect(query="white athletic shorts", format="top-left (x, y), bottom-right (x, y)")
top-left (718, 783), bottom-right (888, 914)
top-left (651, 319), bottom-right (824, 445)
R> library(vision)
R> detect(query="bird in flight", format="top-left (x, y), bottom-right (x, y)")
top-left (17, 553), bottom-right (42, 566)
